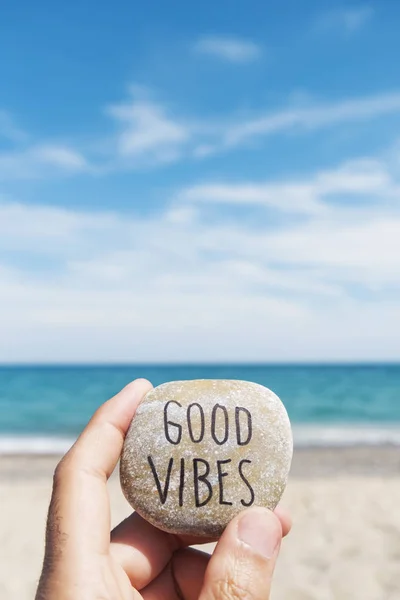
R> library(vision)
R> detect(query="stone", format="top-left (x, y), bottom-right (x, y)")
top-left (120, 379), bottom-right (293, 537)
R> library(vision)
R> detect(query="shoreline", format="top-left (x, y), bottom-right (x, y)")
top-left (1, 444), bottom-right (400, 479)
top-left (3, 423), bottom-right (400, 455)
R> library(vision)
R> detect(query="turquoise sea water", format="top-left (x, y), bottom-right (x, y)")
top-left (1, 364), bottom-right (400, 452)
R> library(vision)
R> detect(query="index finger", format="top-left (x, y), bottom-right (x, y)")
top-left (44, 378), bottom-right (153, 561)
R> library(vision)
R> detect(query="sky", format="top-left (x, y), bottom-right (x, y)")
top-left (1, 0), bottom-right (400, 363)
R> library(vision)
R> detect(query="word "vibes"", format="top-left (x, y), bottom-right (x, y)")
top-left (147, 400), bottom-right (256, 508)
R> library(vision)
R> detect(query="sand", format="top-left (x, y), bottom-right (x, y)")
top-left (1, 448), bottom-right (400, 599)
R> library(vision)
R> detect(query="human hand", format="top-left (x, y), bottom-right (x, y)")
top-left (36, 379), bottom-right (291, 600)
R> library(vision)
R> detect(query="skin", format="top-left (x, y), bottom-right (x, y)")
top-left (36, 379), bottom-right (292, 600)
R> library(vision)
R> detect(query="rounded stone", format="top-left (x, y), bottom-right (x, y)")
top-left (120, 379), bottom-right (293, 537)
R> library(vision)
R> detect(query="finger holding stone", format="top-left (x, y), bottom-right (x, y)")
top-left (142, 548), bottom-right (210, 600)
top-left (110, 512), bottom-right (215, 590)
top-left (110, 502), bottom-right (290, 591)
top-left (45, 379), bottom-right (152, 560)
top-left (199, 506), bottom-right (282, 600)
top-left (274, 503), bottom-right (292, 537)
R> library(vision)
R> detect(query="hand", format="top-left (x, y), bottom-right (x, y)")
top-left (36, 379), bottom-right (291, 600)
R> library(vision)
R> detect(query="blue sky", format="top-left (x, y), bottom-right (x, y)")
top-left (1, 1), bottom-right (400, 362)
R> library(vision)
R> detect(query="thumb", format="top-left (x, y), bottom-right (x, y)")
top-left (199, 507), bottom-right (282, 600)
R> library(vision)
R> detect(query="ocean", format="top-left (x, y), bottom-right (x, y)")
top-left (1, 364), bottom-right (400, 454)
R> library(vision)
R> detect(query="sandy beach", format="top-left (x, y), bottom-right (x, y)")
top-left (1, 447), bottom-right (400, 600)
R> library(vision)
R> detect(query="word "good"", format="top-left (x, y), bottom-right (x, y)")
top-left (163, 400), bottom-right (253, 446)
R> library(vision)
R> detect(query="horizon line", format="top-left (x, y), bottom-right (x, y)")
top-left (0, 361), bottom-right (400, 368)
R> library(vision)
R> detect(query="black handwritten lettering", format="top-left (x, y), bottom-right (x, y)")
top-left (235, 406), bottom-right (253, 446)
top-left (187, 403), bottom-right (205, 443)
top-left (179, 457), bottom-right (185, 507)
top-left (148, 455), bottom-right (174, 504)
top-left (211, 404), bottom-right (229, 445)
top-left (193, 458), bottom-right (213, 507)
top-left (164, 400), bottom-right (182, 445)
top-left (238, 459), bottom-right (255, 507)
top-left (217, 459), bottom-right (233, 505)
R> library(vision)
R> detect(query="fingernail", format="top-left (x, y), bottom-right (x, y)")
top-left (237, 508), bottom-right (281, 558)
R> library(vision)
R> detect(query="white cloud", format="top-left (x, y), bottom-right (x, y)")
top-left (266, 217), bottom-right (400, 284)
top-left (32, 145), bottom-right (87, 170)
top-left (315, 6), bottom-right (374, 34)
top-left (0, 144), bottom-right (88, 180)
top-left (104, 89), bottom-right (400, 163)
top-left (107, 95), bottom-right (190, 165)
top-left (0, 108), bottom-right (89, 179)
top-left (165, 205), bottom-right (199, 225)
top-left (342, 6), bottom-right (374, 31)
top-left (180, 158), bottom-right (396, 215)
top-left (0, 110), bottom-right (28, 144)
top-left (193, 36), bottom-right (261, 63)
top-left (182, 181), bottom-right (322, 214)
top-left (104, 89), bottom-right (400, 164)
top-left (1, 145), bottom-right (400, 362)
top-left (4, 88), bottom-right (400, 178)
top-left (223, 91), bottom-right (400, 147)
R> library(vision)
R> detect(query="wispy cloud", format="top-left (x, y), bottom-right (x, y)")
top-left (106, 92), bottom-right (191, 166)
top-left (0, 158), bottom-right (400, 361)
top-left (1, 140), bottom-right (400, 361)
top-left (193, 35), bottom-right (261, 63)
top-left (315, 5), bottom-right (374, 34)
top-left (3, 88), bottom-right (400, 179)
top-left (0, 144), bottom-right (88, 180)
top-left (181, 158), bottom-right (393, 215)
top-left (0, 110), bottom-right (29, 144)
top-left (222, 91), bottom-right (400, 148)
top-left (106, 88), bottom-right (400, 165)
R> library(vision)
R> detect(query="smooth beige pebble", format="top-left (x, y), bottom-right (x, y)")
top-left (120, 379), bottom-right (293, 536)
